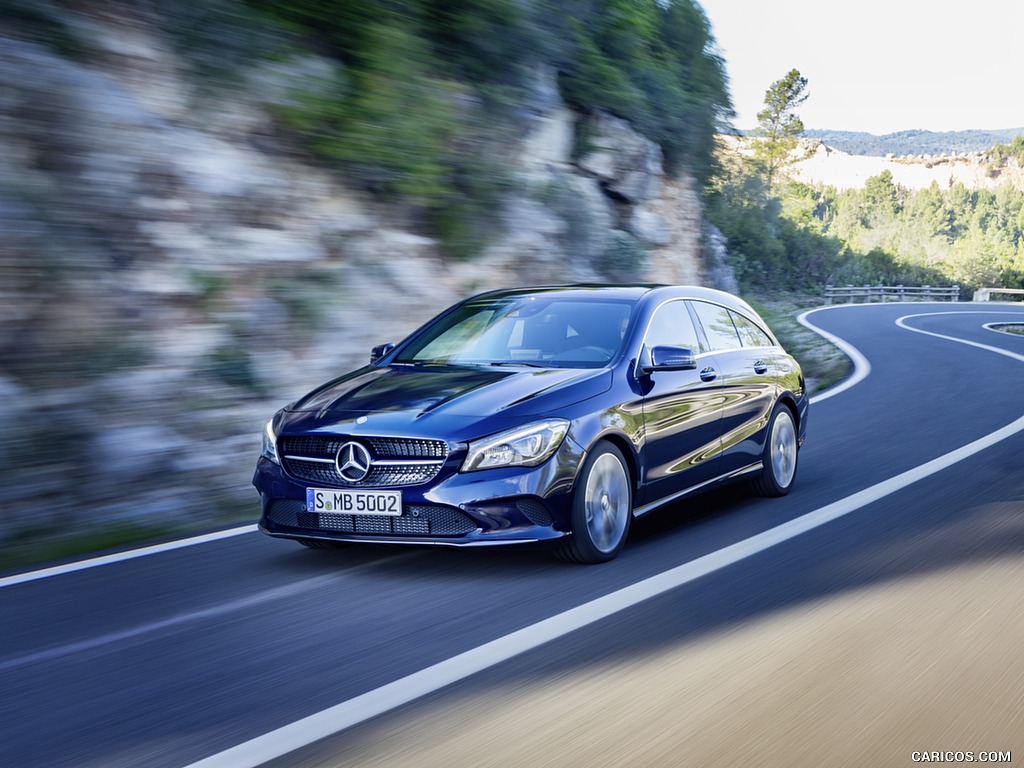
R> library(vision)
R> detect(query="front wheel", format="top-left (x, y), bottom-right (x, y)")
top-left (557, 442), bottom-right (632, 564)
top-left (752, 403), bottom-right (799, 497)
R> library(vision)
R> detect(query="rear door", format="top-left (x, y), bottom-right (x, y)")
top-left (688, 301), bottom-right (778, 475)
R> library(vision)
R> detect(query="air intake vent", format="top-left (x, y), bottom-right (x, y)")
top-left (271, 501), bottom-right (476, 536)
top-left (517, 499), bottom-right (554, 527)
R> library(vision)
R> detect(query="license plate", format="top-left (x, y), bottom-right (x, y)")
top-left (306, 488), bottom-right (402, 516)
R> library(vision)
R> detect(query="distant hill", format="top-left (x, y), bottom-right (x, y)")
top-left (720, 135), bottom-right (1024, 191)
top-left (802, 128), bottom-right (1024, 157)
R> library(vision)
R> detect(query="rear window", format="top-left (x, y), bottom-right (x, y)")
top-left (730, 311), bottom-right (774, 347)
top-left (690, 301), bottom-right (742, 351)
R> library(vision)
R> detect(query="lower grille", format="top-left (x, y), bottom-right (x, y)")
top-left (406, 505), bottom-right (477, 535)
top-left (267, 499), bottom-right (475, 536)
top-left (266, 499), bottom-right (305, 527)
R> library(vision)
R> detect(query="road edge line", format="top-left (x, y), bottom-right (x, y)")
top-left (0, 525), bottom-right (258, 589)
top-left (797, 305), bottom-right (872, 403)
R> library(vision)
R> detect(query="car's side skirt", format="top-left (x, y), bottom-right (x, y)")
top-left (633, 462), bottom-right (763, 518)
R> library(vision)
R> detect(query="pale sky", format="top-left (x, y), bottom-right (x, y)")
top-left (696, 0), bottom-right (1024, 135)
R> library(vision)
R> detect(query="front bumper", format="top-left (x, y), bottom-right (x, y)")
top-left (253, 435), bottom-right (585, 547)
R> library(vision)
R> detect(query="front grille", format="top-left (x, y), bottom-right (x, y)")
top-left (282, 436), bottom-right (348, 456)
top-left (268, 499), bottom-right (476, 536)
top-left (282, 459), bottom-right (343, 486)
top-left (365, 437), bottom-right (447, 459)
top-left (362, 465), bottom-right (440, 486)
top-left (279, 435), bottom-right (448, 488)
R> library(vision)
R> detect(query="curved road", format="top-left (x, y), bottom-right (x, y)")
top-left (2, 303), bottom-right (1023, 767)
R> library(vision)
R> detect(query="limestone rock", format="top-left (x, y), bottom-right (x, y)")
top-left (577, 111), bottom-right (664, 203)
top-left (630, 205), bottom-right (671, 246)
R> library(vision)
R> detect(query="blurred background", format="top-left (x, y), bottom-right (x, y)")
top-left (0, 0), bottom-right (736, 567)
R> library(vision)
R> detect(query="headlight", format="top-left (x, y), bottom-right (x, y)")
top-left (261, 418), bottom-right (281, 465)
top-left (461, 419), bottom-right (569, 472)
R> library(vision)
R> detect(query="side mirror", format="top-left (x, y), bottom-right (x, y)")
top-left (370, 343), bottom-right (395, 363)
top-left (641, 345), bottom-right (697, 373)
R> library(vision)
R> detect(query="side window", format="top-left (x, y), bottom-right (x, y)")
top-left (730, 311), bottom-right (773, 348)
top-left (645, 300), bottom-right (701, 352)
top-left (690, 301), bottom-right (742, 351)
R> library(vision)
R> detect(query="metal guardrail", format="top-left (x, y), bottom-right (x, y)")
top-left (824, 285), bottom-right (960, 304)
top-left (973, 287), bottom-right (1024, 301)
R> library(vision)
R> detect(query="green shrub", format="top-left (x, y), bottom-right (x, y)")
top-left (990, 136), bottom-right (1024, 167)
top-left (0, 0), bottom-right (88, 58)
top-left (207, 342), bottom-right (260, 392)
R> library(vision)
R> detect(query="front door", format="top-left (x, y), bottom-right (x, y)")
top-left (638, 300), bottom-right (724, 508)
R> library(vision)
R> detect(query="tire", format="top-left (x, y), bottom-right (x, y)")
top-left (752, 403), bottom-right (799, 497)
top-left (557, 442), bottom-right (633, 564)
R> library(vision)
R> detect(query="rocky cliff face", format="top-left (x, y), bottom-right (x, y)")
top-left (0, 16), bottom-right (711, 551)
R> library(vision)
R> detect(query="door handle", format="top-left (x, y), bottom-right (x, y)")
top-left (754, 361), bottom-right (769, 374)
top-left (699, 367), bottom-right (717, 382)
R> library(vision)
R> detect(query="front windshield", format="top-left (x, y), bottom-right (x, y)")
top-left (393, 297), bottom-right (635, 368)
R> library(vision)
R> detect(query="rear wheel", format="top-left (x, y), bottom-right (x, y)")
top-left (557, 442), bottom-right (632, 564)
top-left (752, 403), bottom-right (798, 497)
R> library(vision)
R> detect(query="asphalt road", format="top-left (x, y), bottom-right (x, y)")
top-left (2, 303), bottom-right (1023, 768)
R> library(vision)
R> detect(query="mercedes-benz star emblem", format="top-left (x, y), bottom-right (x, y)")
top-left (336, 441), bottom-right (371, 483)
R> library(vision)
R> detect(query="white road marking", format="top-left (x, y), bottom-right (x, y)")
top-left (798, 305), bottom-right (872, 403)
top-left (0, 525), bottom-right (257, 589)
top-left (982, 321), bottom-right (1024, 336)
top-left (183, 310), bottom-right (1024, 768)
top-left (897, 309), bottom-right (1024, 364)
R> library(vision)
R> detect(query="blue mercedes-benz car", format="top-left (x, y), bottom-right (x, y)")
top-left (255, 285), bottom-right (808, 563)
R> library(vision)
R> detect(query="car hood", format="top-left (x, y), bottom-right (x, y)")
top-left (287, 364), bottom-right (611, 425)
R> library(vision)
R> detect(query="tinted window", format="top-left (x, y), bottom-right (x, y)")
top-left (645, 300), bottom-right (701, 351)
top-left (690, 301), bottom-right (742, 351)
top-left (731, 311), bottom-right (773, 347)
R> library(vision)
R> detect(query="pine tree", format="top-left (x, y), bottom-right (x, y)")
top-left (753, 69), bottom-right (809, 192)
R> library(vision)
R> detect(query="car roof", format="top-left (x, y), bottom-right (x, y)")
top-left (464, 284), bottom-right (760, 317)
top-left (463, 285), bottom-right (658, 303)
